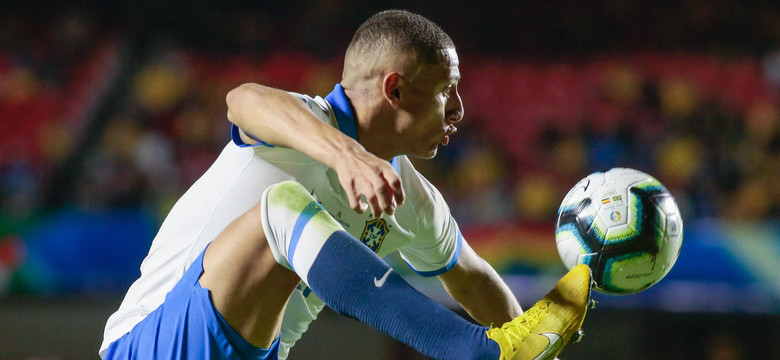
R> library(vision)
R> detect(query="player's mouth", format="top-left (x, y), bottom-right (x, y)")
top-left (441, 125), bottom-right (457, 146)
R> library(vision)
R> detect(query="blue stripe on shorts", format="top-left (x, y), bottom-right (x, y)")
top-left (104, 247), bottom-right (280, 360)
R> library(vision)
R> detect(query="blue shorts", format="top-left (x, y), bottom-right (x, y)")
top-left (104, 248), bottom-right (280, 360)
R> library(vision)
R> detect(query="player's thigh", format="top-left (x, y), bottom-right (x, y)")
top-left (200, 202), bottom-right (300, 348)
top-left (105, 247), bottom-right (283, 360)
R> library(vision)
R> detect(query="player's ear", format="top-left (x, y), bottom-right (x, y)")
top-left (382, 72), bottom-right (402, 107)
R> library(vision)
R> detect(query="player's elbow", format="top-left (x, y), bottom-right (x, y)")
top-left (226, 83), bottom-right (260, 123)
top-left (225, 83), bottom-right (250, 108)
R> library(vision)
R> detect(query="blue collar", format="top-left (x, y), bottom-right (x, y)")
top-left (324, 83), bottom-right (399, 172)
top-left (324, 84), bottom-right (359, 141)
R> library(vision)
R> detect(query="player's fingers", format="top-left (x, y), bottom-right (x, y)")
top-left (372, 180), bottom-right (393, 216)
top-left (364, 189), bottom-right (383, 218)
top-left (345, 182), bottom-right (365, 214)
top-left (383, 171), bottom-right (404, 207)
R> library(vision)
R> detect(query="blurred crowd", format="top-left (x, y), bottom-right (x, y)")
top-left (443, 53), bottom-right (780, 224)
top-left (1, 2), bottom-right (779, 294)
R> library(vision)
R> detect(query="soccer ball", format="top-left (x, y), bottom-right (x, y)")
top-left (554, 168), bottom-right (683, 294)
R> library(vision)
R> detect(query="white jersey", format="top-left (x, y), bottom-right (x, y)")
top-left (100, 84), bottom-right (463, 359)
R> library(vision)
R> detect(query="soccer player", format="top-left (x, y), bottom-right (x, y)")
top-left (100, 9), bottom-right (592, 360)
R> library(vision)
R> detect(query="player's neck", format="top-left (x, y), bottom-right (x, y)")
top-left (355, 120), bottom-right (398, 161)
top-left (345, 88), bottom-right (399, 161)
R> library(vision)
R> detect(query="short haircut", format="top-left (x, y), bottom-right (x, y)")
top-left (347, 10), bottom-right (455, 65)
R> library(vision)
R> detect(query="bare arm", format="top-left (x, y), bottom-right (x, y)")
top-left (225, 83), bottom-right (404, 217)
top-left (438, 241), bottom-right (523, 327)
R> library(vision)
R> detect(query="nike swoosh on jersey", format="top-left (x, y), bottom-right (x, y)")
top-left (373, 268), bottom-right (394, 288)
top-left (534, 332), bottom-right (562, 360)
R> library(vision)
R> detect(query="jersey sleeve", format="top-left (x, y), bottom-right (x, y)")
top-left (396, 161), bottom-right (463, 277)
top-left (230, 92), bottom-right (335, 148)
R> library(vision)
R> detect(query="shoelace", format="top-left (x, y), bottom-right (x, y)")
top-left (490, 301), bottom-right (550, 350)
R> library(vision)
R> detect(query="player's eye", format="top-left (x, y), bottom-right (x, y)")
top-left (440, 85), bottom-right (453, 97)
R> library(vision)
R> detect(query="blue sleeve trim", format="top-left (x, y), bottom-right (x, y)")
top-left (231, 124), bottom-right (274, 148)
top-left (405, 229), bottom-right (463, 277)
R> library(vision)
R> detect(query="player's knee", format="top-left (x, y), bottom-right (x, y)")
top-left (266, 180), bottom-right (315, 210)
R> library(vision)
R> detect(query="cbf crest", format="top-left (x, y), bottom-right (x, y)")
top-left (360, 218), bottom-right (388, 252)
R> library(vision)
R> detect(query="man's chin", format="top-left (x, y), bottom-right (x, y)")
top-left (408, 147), bottom-right (438, 160)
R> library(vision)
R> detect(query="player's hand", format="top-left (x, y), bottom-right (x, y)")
top-left (332, 148), bottom-right (405, 218)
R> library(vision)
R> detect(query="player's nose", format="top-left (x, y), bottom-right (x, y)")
top-left (446, 109), bottom-right (463, 124)
top-left (446, 89), bottom-right (464, 124)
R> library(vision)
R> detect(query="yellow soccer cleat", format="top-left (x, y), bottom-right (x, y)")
top-left (486, 264), bottom-right (593, 360)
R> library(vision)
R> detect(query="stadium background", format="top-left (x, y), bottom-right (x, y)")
top-left (1, 1), bottom-right (779, 358)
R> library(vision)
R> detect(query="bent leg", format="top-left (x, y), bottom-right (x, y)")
top-left (261, 181), bottom-right (501, 360)
top-left (172, 180), bottom-right (586, 360)
top-left (199, 202), bottom-right (301, 349)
